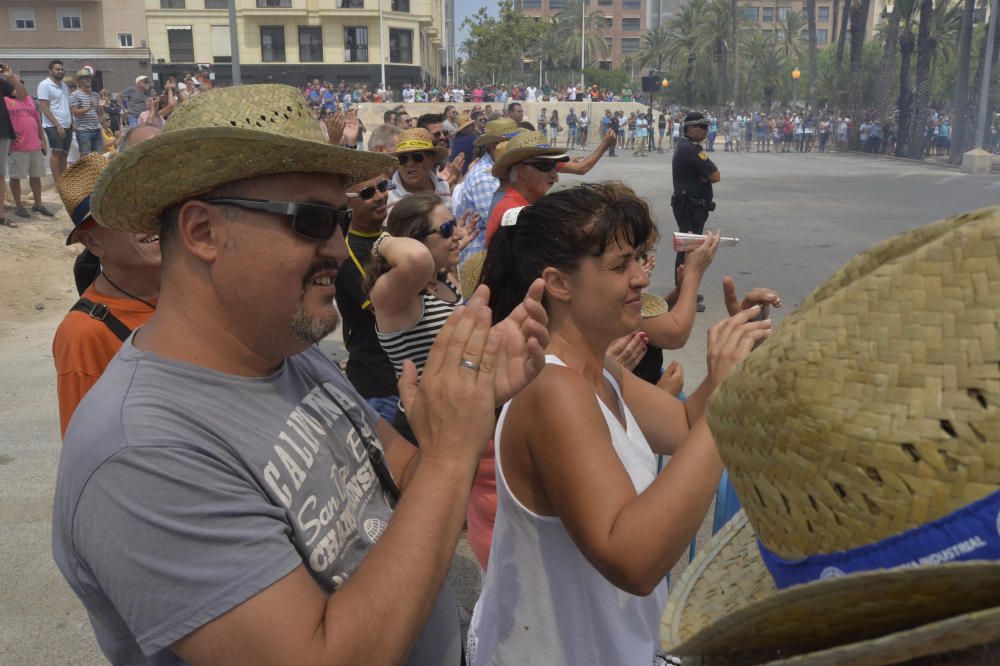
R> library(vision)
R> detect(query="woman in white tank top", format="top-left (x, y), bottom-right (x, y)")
top-left (470, 184), bottom-right (772, 665)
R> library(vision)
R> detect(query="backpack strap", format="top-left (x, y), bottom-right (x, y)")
top-left (70, 298), bottom-right (132, 343)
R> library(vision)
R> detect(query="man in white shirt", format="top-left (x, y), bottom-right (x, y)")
top-left (451, 86), bottom-right (464, 103)
top-left (37, 59), bottom-right (73, 182)
top-left (401, 83), bottom-right (415, 103)
top-left (525, 85), bottom-right (537, 102)
top-left (567, 85), bottom-right (577, 102)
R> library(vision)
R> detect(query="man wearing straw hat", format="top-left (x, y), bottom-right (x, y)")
top-left (52, 83), bottom-right (549, 666)
top-left (52, 153), bottom-right (160, 438)
top-left (387, 127), bottom-right (452, 209)
top-left (454, 117), bottom-right (521, 266)
top-left (485, 130), bottom-right (568, 242)
top-left (661, 206), bottom-right (1000, 666)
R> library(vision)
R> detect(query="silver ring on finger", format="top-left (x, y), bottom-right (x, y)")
top-left (460, 359), bottom-right (481, 371)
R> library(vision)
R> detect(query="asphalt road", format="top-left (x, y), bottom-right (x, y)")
top-left (1, 148), bottom-right (996, 665)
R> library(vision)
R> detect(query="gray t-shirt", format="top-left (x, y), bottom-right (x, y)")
top-left (52, 341), bottom-right (460, 665)
top-left (120, 85), bottom-right (150, 122)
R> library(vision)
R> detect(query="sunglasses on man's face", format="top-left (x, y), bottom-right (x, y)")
top-left (346, 179), bottom-right (396, 201)
top-left (200, 197), bottom-right (351, 241)
top-left (397, 152), bottom-right (432, 166)
top-left (419, 219), bottom-right (456, 239)
top-left (522, 160), bottom-right (559, 173)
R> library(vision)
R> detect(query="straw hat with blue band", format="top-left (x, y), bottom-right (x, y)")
top-left (474, 118), bottom-right (521, 147)
top-left (58, 153), bottom-right (110, 246)
top-left (392, 127), bottom-right (450, 162)
top-left (490, 131), bottom-right (569, 179)
top-left (661, 206), bottom-right (1000, 665)
top-left (91, 84), bottom-right (396, 235)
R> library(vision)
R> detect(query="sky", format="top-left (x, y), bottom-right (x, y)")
top-left (453, 0), bottom-right (498, 51)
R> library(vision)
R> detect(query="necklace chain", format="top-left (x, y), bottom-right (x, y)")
top-left (101, 271), bottom-right (157, 310)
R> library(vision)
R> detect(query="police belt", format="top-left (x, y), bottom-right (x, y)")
top-left (671, 191), bottom-right (716, 212)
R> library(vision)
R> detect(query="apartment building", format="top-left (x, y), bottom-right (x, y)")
top-left (737, 0), bottom-right (884, 48)
top-left (515, 0), bottom-right (648, 71)
top-left (0, 1), bottom-right (151, 93)
top-left (145, 0), bottom-right (446, 88)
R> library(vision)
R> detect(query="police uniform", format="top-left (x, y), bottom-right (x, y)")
top-left (671, 123), bottom-right (719, 277)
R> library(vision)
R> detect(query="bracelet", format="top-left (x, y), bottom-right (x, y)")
top-left (371, 232), bottom-right (391, 260)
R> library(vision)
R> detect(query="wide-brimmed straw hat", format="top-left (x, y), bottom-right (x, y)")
top-left (459, 251), bottom-right (486, 301)
top-left (58, 153), bottom-right (110, 246)
top-left (455, 112), bottom-right (476, 133)
top-left (392, 127), bottom-right (449, 162)
top-left (640, 292), bottom-right (669, 318)
top-left (661, 206), bottom-right (1000, 665)
top-left (91, 84), bottom-right (395, 235)
top-left (491, 131), bottom-right (568, 178)
top-left (474, 118), bottom-right (521, 147)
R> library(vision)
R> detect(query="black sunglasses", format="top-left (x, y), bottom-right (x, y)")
top-left (418, 219), bottom-right (456, 239)
top-left (346, 179), bottom-right (396, 201)
top-left (397, 152), bottom-right (431, 166)
top-left (200, 197), bottom-right (351, 241)
top-left (522, 160), bottom-right (559, 173)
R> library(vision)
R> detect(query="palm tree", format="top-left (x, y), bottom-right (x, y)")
top-left (834, 0), bottom-right (850, 70)
top-left (639, 24), bottom-right (672, 73)
top-left (743, 32), bottom-right (788, 111)
top-left (949, 0), bottom-right (976, 163)
top-left (665, 0), bottom-right (704, 105)
top-left (805, 0), bottom-right (818, 109)
top-left (876, 1), bottom-right (901, 122)
top-left (847, 0), bottom-right (872, 149)
top-left (552, 0), bottom-right (610, 73)
top-left (894, 0), bottom-right (918, 156)
top-left (776, 10), bottom-right (806, 58)
top-left (695, 0), bottom-right (738, 105)
top-left (907, 0), bottom-right (935, 157)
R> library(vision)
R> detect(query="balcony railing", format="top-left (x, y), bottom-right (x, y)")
top-left (345, 45), bottom-right (369, 62)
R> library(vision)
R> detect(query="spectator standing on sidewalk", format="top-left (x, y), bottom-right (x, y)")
top-left (5, 87), bottom-right (53, 222)
top-left (69, 70), bottom-right (104, 156)
top-left (38, 60), bottom-right (74, 184)
top-left (1, 65), bottom-right (30, 228)
top-left (119, 75), bottom-right (151, 128)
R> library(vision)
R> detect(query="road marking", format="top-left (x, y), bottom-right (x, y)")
top-left (930, 174), bottom-right (966, 185)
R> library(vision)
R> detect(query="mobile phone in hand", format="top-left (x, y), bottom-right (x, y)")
top-left (753, 303), bottom-right (769, 350)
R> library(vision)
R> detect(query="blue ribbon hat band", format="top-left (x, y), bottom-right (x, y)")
top-left (71, 195), bottom-right (92, 227)
top-left (758, 488), bottom-right (1000, 589)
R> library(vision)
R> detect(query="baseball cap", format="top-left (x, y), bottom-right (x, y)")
top-left (136, 75), bottom-right (150, 84)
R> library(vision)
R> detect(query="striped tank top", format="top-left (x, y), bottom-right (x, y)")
top-left (377, 278), bottom-right (460, 377)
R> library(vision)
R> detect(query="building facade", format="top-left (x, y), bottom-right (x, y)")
top-left (515, 0), bottom-right (648, 71)
top-left (0, 1), bottom-right (151, 93)
top-left (737, 0), bottom-right (883, 48)
top-left (144, 0), bottom-right (445, 88)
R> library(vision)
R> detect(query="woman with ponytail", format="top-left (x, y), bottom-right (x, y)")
top-left (467, 182), bottom-right (772, 665)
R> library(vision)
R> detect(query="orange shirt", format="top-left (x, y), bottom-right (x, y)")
top-left (52, 284), bottom-right (155, 438)
top-left (485, 188), bottom-right (530, 244)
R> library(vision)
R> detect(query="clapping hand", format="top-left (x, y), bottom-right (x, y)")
top-left (456, 209), bottom-right (481, 253)
top-left (325, 111), bottom-right (346, 145)
top-left (489, 279), bottom-right (550, 403)
top-left (342, 109), bottom-right (361, 146)
top-left (607, 331), bottom-right (647, 371)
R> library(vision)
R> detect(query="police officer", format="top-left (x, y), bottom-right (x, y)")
top-left (671, 111), bottom-right (721, 308)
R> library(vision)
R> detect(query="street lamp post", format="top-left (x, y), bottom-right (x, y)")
top-left (227, 0), bottom-right (241, 85)
top-left (791, 67), bottom-right (801, 108)
top-left (580, 0), bottom-right (586, 90)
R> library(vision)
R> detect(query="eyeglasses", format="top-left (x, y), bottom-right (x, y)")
top-left (397, 152), bottom-right (431, 166)
top-left (521, 160), bottom-right (559, 173)
top-left (346, 179), bottom-right (395, 201)
top-left (199, 197), bottom-right (351, 241)
top-left (418, 219), bottom-right (456, 239)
